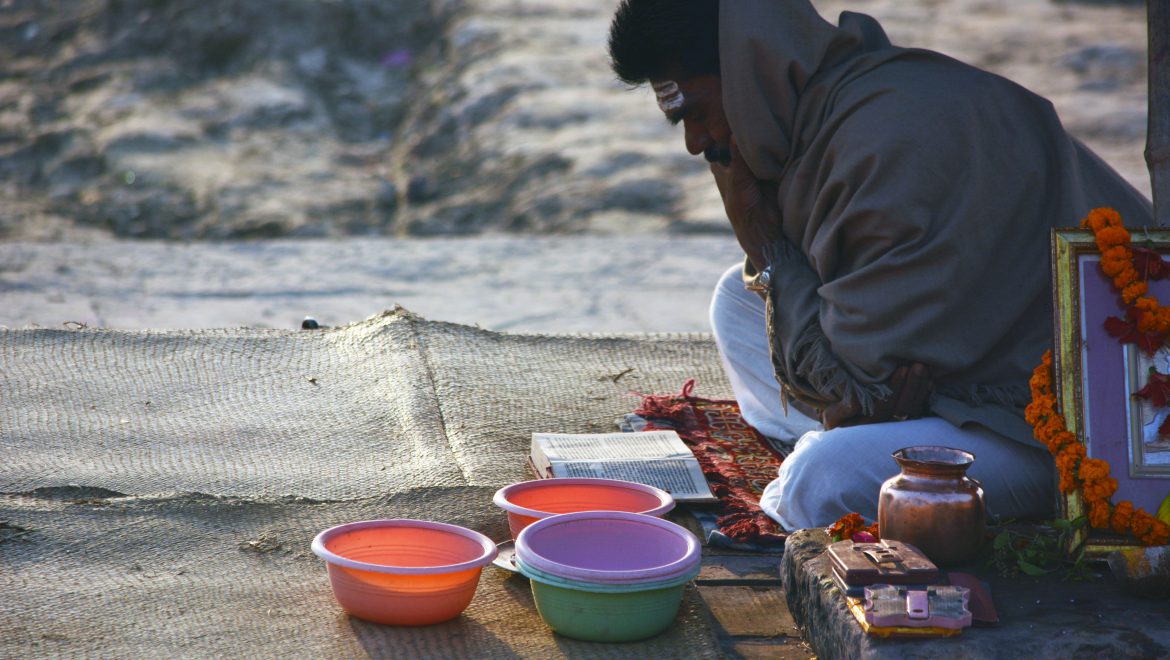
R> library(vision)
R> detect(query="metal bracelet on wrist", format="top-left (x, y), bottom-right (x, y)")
top-left (745, 265), bottom-right (773, 294)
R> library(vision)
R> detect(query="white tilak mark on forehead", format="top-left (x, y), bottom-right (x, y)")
top-left (652, 81), bottom-right (684, 113)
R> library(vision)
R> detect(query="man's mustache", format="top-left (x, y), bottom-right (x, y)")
top-left (704, 146), bottom-right (731, 165)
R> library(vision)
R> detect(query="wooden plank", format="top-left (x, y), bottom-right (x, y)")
top-left (698, 584), bottom-right (800, 638)
top-left (723, 637), bottom-right (816, 660)
top-left (698, 554), bottom-right (782, 585)
top-left (1149, 0), bottom-right (1170, 225)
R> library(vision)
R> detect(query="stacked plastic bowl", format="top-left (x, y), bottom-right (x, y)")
top-left (492, 477), bottom-right (675, 539)
top-left (514, 510), bottom-right (702, 642)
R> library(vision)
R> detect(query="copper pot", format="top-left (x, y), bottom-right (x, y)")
top-left (877, 446), bottom-right (986, 567)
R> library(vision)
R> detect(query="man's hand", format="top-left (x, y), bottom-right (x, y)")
top-left (709, 139), bottom-right (784, 272)
top-left (821, 363), bottom-right (932, 430)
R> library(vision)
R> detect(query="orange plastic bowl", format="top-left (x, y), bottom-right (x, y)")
top-left (493, 478), bottom-right (675, 539)
top-left (311, 519), bottom-right (498, 626)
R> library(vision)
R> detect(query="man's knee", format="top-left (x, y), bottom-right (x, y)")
top-left (769, 429), bottom-right (894, 528)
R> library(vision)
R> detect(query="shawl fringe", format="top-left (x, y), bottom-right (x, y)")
top-left (783, 321), bottom-right (890, 416)
top-left (774, 316), bottom-right (1031, 415)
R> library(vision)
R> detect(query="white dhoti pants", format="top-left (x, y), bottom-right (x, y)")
top-left (709, 264), bottom-right (1056, 531)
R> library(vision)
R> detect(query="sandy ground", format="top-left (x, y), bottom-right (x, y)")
top-left (0, 0), bottom-right (1152, 240)
top-left (0, 0), bottom-right (1155, 332)
top-left (0, 236), bottom-right (745, 332)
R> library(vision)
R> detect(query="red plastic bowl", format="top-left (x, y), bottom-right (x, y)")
top-left (311, 519), bottom-right (497, 626)
top-left (492, 478), bottom-right (675, 539)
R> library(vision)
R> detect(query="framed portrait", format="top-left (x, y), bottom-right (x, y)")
top-left (1052, 228), bottom-right (1170, 556)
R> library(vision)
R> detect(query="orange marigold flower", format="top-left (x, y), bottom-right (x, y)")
top-left (1045, 428), bottom-right (1076, 454)
top-left (1035, 393), bottom-right (1057, 412)
top-left (1060, 442), bottom-right (1087, 463)
top-left (1034, 419), bottom-right (1064, 444)
top-left (1100, 251), bottom-right (1130, 277)
top-left (1054, 456), bottom-right (1072, 476)
top-left (1078, 458), bottom-right (1110, 481)
top-left (1099, 225), bottom-right (1127, 241)
top-left (1082, 484), bottom-right (1103, 503)
top-left (1135, 297), bottom-right (1159, 312)
top-left (1088, 500), bottom-right (1112, 529)
top-left (1024, 397), bottom-right (1054, 425)
top-left (1137, 309), bottom-right (1165, 333)
top-left (1113, 267), bottom-right (1139, 292)
top-left (1041, 429), bottom-right (1065, 451)
top-left (1123, 281), bottom-right (1150, 304)
top-left (1101, 246), bottom-right (1123, 258)
top-left (1152, 308), bottom-right (1170, 334)
top-left (1141, 518), bottom-right (1170, 546)
top-left (1111, 500), bottom-right (1135, 534)
top-left (1058, 470), bottom-right (1078, 495)
top-left (829, 512), bottom-right (866, 541)
top-left (1130, 510), bottom-right (1156, 538)
top-left (1102, 478), bottom-right (1118, 501)
top-left (1082, 476), bottom-right (1118, 503)
top-left (1055, 442), bottom-right (1087, 493)
top-left (1096, 226), bottom-right (1130, 249)
top-left (1083, 207), bottom-right (1120, 231)
top-left (1103, 245), bottom-right (1130, 260)
top-left (1100, 249), bottom-right (1131, 273)
top-left (1084, 207), bottom-right (1120, 230)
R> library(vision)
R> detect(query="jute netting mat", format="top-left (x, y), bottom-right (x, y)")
top-left (1, 307), bottom-right (730, 498)
top-left (1, 308), bottom-right (731, 658)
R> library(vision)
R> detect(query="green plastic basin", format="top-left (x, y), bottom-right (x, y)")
top-left (526, 574), bottom-right (689, 642)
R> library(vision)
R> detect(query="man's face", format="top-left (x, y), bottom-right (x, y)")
top-left (651, 75), bottom-right (731, 165)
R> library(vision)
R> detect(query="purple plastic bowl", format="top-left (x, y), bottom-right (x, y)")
top-left (514, 511), bottom-right (701, 585)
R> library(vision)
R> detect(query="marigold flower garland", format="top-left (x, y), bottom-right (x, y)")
top-left (1028, 351), bottom-right (1168, 545)
top-left (1022, 207), bottom-right (1170, 547)
top-left (1087, 207), bottom-right (1170, 345)
top-left (828, 512), bottom-right (879, 542)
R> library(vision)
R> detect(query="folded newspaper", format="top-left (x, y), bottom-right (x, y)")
top-left (528, 430), bottom-right (717, 503)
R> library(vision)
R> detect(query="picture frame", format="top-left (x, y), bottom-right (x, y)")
top-left (1052, 228), bottom-right (1170, 556)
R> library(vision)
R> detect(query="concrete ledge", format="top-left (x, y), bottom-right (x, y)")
top-left (780, 529), bottom-right (1170, 659)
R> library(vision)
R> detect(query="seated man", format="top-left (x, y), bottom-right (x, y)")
top-left (608, 0), bottom-right (1154, 530)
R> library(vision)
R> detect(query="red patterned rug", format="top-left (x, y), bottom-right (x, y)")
top-left (634, 379), bottom-right (788, 546)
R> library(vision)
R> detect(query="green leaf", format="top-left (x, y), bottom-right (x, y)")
top-left (1018, 560), bottom-right (1050, 576)
top-left (993, 532), bottom-right (1011, 550)
top-left (1050, 518), bottom-right (1071, 530)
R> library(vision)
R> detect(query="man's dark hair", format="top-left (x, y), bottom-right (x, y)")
top-left (608, 0), bottom-right (720, 85)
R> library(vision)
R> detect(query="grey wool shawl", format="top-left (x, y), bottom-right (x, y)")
top-left (719, 0), bottom-right (1154, 447)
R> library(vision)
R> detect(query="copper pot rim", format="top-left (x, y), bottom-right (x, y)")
top-left (891, 445), bottom-right (975, 468)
